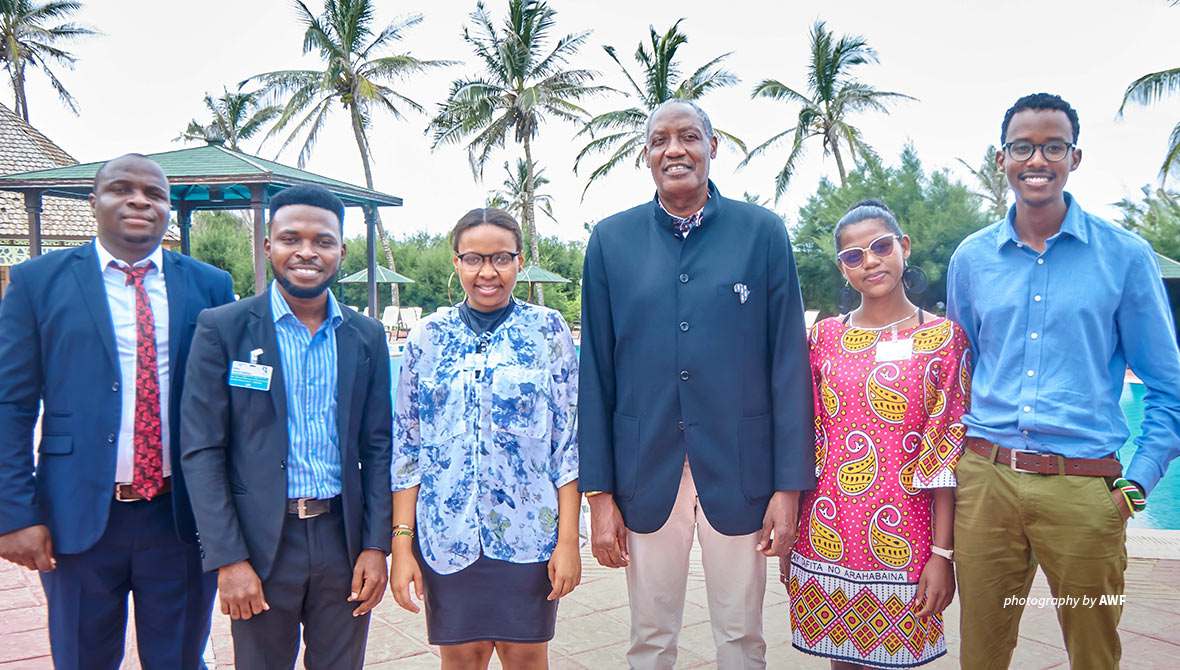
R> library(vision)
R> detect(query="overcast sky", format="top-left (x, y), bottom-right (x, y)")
top-left (12, 0), bottom-right (1180, 241)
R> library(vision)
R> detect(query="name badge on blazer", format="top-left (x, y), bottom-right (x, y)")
top-left (228, 361), bottom-right (273, 391)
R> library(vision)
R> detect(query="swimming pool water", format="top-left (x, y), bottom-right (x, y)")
top-left (390, 357), bottom-right (1178, 529)
top-left (1119, 383), bottom-right (1179, 530)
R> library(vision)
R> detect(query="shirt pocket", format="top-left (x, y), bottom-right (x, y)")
top-left (417, 372), bottom-right (468, 445)
top-left (491, 367), bottom-right (551, 441)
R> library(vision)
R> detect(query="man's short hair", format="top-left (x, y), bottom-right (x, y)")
top-left (1000, 93), bottom-right (1081, 144)
top-left (92, 153), bottom-right (159, 190)
top-left (268, 184), bottom-right (346, 232)
top-left (645, 99), bottom-right (715, 144)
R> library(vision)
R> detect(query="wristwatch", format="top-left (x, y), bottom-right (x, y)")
top-left (931, 545), bottom-right (954, 561)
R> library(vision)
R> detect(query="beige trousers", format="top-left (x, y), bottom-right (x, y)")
top-left (624, 458), bottom-right (767, 670)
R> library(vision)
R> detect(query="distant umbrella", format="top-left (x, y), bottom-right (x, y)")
top-left (340, 266), bottom-right (416, 284)
top-left (516, 264), bottom-right (569, 302)
top-left (339, 265), bottom-right (415, 317)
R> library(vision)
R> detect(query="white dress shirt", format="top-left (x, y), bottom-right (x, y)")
top-left (95, 239), bottom-right (171, 482)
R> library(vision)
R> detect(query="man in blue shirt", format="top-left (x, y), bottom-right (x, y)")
top-left (181, 185), bottom-right (392, 668)
top-left (948, 93), bottom-right (1180, 669)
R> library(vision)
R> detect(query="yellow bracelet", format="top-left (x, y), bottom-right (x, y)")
top-left (1119, 489), bottom-right (1136, 519)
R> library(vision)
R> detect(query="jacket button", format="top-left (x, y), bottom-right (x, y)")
top-left (680, 370), bottom-right (690, 381)
top-left (679, 273), bottom-right (689, 283)
top-left (112, 381), bottom-right (120, 392)
top-left (677, 421), bottom-right (684, 431)
top-left (280, 460), bottom-right (286, 470)
top-left (679, 321), bottom-right (689, 332)
top-left (107, 433), bottom-right (116, 443)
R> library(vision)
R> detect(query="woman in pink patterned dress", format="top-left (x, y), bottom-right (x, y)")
top-left (786, 199), bottom-right (971, 669)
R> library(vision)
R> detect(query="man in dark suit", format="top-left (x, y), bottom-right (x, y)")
top-left (181, 184), bottom-right (392, 668)
top-left (0, 154), bottom-right (235, 669)
top-left (579, 100), bottom-right (816, 669)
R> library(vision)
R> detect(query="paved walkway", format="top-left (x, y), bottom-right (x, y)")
top-left (2, 537), bottom-right (1179, 669)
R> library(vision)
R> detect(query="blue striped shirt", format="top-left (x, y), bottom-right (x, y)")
top-left (947, 194), bottom-right (1180, 493)
top-left (271, 282), bottom-right (344, 498)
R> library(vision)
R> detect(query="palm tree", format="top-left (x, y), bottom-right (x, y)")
top-left (740, 20), bottom-right (913, 200)
top-left (429, 0), bottom-right (604, 305)
top-left (956, 145), bottom-right (1008, 221)
top-left (0, 0), bottom-right (96, 122)
top-left (1118, 56), bottom-right (1180, 184)
top-left (176, 89), bottom-right (279, 151)
top-left (489, 158), bottom-right (557, 225)
top-left (246, 0), bottom-right (452, 308)
top-left (574, 19), bottom-right (742, 197)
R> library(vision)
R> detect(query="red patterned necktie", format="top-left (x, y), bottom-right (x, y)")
top-left (114, 261), bottom-right (164, 500)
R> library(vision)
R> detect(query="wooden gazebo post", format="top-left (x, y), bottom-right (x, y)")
top-left (24, 190), bottom-right (42, 258)
top-left (177, 203), bottom-right (193, 256)
top-left (249, 184), bottom-right (266, 296)
top-left (365, 206), bottom-right (378, 317)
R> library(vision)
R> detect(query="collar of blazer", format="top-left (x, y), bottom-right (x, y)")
top-left (650, 179), bottom-right (722, 232)
top-left (246, 290), bottom-right (362, 443)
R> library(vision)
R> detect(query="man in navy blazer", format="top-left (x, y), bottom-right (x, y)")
top-left (579, 100), bottom-right (816, 669)
top-left (0, 154), bottom-right (235, 669)
top-left (180, 185), bottom-right (392, 668)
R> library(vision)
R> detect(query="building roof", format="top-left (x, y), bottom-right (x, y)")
top-left (0, 144), bottom-right (402, 209)
top-left (0, 103), bottom-right (95, 239)
top-left (1159, 252), bottom-right (1180, 280)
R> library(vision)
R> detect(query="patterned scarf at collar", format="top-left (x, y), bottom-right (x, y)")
top-left (658, 195), bottom-right (708, 235)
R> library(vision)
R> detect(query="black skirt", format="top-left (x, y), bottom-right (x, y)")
top-left (415, 538), bottom-right (559, 645)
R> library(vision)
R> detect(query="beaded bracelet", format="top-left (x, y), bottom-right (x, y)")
top-left (1113, 477), bottom-right (1147, 513)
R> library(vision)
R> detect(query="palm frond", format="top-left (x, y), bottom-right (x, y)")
top-left (1162, 120), bottom-right (1180, 185)
top-left (1118, 68), bottom-right (1180, 115)
top-left (750, 79), bottom-right (813, 106)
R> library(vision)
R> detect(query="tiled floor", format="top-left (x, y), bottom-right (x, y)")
top-left (2, 540), bottom-right (1179, 669)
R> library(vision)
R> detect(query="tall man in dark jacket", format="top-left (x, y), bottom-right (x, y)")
top-left (0, 154), bottom-right (234, 668)
top-left (579, 100), bottom-right (815, 669)
top-left (181, 185), bottom-right (392, 668)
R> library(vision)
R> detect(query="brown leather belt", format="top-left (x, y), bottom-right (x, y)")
top-left (286, 497), bottom-right (338, 519)
top-left (114, 476), bottom-right (172, 502)
top-left (966, 438), bottom-right (1121, 477)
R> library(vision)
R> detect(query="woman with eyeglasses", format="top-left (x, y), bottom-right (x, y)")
top-left (785, 199), bottom-right (972, 669)
top-left (388, 207), bottom-right (580, 669)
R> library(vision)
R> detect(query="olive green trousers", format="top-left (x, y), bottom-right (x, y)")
top-left (954, 446), bottom-right (1127, 670)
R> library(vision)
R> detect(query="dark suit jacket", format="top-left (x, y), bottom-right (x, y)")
top-left (0, 243), bottom-right (235, 553)
top-left (578, 182), bottom-right (817, 535)
top-left (180, 291), bottom-right (392, 580)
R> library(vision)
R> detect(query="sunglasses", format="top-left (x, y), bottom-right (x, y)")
top-left (836, 233), bottom-right (900, 269)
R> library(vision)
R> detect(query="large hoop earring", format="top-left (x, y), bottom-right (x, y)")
top-left (837, 280), bottom-right (858, 314)
top-left (902, 265), bottom-right (928, 294)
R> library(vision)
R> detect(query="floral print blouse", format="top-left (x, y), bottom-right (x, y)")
top-left (392, 300), bottom-right (579, 574)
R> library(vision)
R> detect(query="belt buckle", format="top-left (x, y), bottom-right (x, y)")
top-left (296, 498), bottom-right (319, 519)
top-left (1009, 449), bottom-right (1039, 474)
top-left (114, 484), bottom-right (135, 502)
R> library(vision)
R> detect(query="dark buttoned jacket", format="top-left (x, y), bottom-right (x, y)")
top-left (578, 181), bottom-right (816, 535)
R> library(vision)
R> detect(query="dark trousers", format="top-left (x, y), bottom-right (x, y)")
top-left (40, 494), bottom-right (216, 670)
top-left (230, 506), bottom-right (370, 670)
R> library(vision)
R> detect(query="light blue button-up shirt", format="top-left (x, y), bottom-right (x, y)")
top-left (271, 281), bottom-right (344, 498)
top-left (947, 194), bottom-right (1180, 493)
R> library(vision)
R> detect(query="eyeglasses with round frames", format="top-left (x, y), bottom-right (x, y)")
top-left (836, 233), bottom-right (900, 269)
top-left (1002, 140), bottom-right (1075, 163)
top-left (456, 251), bottom-right (519, 270)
